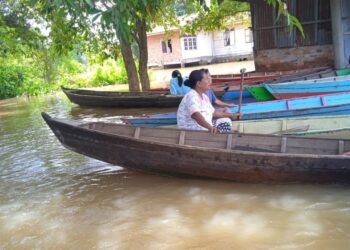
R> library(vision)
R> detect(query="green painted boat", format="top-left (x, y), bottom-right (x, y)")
top-left (232, 114), bottom-right (350, 135)
top-left (336, 68), bottom-right (350, 76)
top-left (245, 86), bottom-right (274, 101)
top-left (247, 74), bottom-right (350, 101)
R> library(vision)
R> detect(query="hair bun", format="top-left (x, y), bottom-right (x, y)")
top-left (183, 79), bottom-right (190, 87)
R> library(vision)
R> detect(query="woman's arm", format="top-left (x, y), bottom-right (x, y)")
top-left (213, 110), bottom-right (242, 119)
top-left (214, 99), bottom-right (237, 108)
top-left (191, 112), bottom-right (217, 133)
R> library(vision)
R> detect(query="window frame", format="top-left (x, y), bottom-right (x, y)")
top-left (161, 39), bottom-right (173, 54)
top-left (183, 36), bottom-right (197, 50)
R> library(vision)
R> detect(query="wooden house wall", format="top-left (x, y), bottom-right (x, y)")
top-left (251, 0), bottom-right (334, 71)
top-left (342, 0), bottom-right (350, 65)
top-left (252, 0), bottom-right (332, 50)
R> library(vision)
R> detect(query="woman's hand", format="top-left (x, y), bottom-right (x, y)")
top-left (191, 112), bottom-right (217, 133)
top-left (227, 103), bottom-right (237, 107)
top-left (231, 112), bottom-right (243, 120)
top-left (209, 126), bottom-right (218, 134)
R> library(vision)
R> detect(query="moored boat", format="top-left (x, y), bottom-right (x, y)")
top-left (290, 127), bottom-right (350, 139)
top-left (264, 80), bottom-right (350, 99)
top-left (42, 112), bottom-right (350, 183)
top-left (122, 91), bottom-right (350, 126)
top-left (232, 114), bottom-right (350, 135)
top-left (211, 75), bottom-right (280, 85)
top-left (61, 86), bottom-right (182, 108)
top-left (246, 74), bottom-right (350, 101)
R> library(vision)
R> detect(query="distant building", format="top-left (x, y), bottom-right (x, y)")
top-left (147, 22), bottom-right (253, 68)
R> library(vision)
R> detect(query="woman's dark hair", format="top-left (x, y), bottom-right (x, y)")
top-left (171, 70), bottom-right (183, 86)
top-left (200, 68), bottom-right (210, 74)
top-left (183, 69), bottom-right (205, 89)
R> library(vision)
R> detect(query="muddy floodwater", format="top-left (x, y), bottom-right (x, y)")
top-left (1, 93), bottom-right (350, 249)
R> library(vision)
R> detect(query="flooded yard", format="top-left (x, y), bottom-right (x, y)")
top-left (1, 77), bottom-right (350, 249)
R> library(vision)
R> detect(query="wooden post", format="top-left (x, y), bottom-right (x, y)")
top-left (237, 68), bottom-right (246, 118)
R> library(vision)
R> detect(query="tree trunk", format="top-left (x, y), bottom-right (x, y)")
top-left (136, 19), bottom-right (150, 91)
top-left (120, 37), bottom-right (140, 92)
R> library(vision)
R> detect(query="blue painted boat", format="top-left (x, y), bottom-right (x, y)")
top-left (221, 89), bottom-right (253, 101)
top-left (123, 91), bottom-right (350, 126)
top-left (264, 80), bottom-right (350, 99)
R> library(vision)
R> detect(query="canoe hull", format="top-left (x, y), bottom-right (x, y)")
top-left (62, 87), bottom-right (183, 108)
top-left (264, 80), bottom-right (350, 100)
top-left (233, 115), bottom-right (350, 135)
top-left (42, 113), bottom-right (350, 183)
top-left (246, 86), bottom-right (275, 101)
top-left (124, 103), bottom-right (350, 127)
top-left (272, 91), bottom-right (349, 99)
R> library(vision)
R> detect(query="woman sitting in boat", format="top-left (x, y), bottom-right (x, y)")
top-left (177, 69), bottom-right (241, 133)
top-left (201, 68), bottom-right (237, 112)
top-left (170, 70), bottom-right (191, 95)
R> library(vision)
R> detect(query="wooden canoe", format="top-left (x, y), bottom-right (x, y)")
top-left (150, 68), bottom-right (331, 95)
top-left (217, 68), bottom-right (338, 100)
top-left (290, 127), bottom-right (350, 139)
top-left (61, 86), bottom-right (182, 108)
top-left (232, 114), bottom-right (350, 135)
top-left (211, 67), bottom-right (333, 85)
top-left (211, 75), bottom-right (280, 85)
top-left (245, 86), bottom-right (275, 101)
top-left (264, 80), bottom-right (350, 99)
top-left (42, 112), bottom-right (350, 183)
top-left (277, 68), bottom-right (339, 83)
top-left (210, 67), bottom-right (330, 82)
top-left (336, 68), bottom-right (350, 76)
top-left (246, 74), bottom-right (350, 101)
top-left (123, 91), bottom-right (350, 126)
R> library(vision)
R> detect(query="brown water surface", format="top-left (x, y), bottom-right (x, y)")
top-left (1, 93), bottom-right (350, 249)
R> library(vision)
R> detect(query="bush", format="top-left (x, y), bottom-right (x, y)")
top-left (60, 56), bottom-right (84, 74)
top-left (0, 65), bottom-right (25, 99)
top-left (0, 55), bottom-right (130, 99)
top-left (91, 58), bottom-right (128, 86)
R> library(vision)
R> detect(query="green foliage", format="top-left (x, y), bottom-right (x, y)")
top-left (157, 0), bottom-right (303, 39)
top-left (91, 59), bottom-right (128, 86)
top-left (60, 56), bottom-right (84, 74)
top-left (0, 0), bottom-right (46, 58)
top-left (181, 0), bottom-right (250, 34)
top-left (265, 0), bottom-right (304, 37)
top-left (0, 55), bottom-right (128, 99)
top-left (0, 65), bottom-right (25, 98)
top-left (288, 14), bottom-right (304, 38)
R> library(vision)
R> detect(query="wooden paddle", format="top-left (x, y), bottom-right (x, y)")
top-left (237, 68), bottom-right (246, 119)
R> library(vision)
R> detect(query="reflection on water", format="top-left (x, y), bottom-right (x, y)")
top-left (1, 93), bottom-right (350, 249)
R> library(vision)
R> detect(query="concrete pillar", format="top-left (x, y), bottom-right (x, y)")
top-left (331, 0), bottom-right (345, 69)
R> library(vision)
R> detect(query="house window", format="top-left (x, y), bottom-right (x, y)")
top-left (183, 36), bottom-right (197, 50)
top-left (161, 39), bottom-right (172, 53)
top-left (224, 30), bottom-right (235, 46)
top-left (161, 41), bottom-right (167, 53)
top-left (224, 30), bottom-right (231, 46)
top-left (167, 40), bottom-right (172, 53)
top-left (245, 29), bottom-right (253, 43)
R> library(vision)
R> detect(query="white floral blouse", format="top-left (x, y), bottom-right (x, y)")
top-left (177, 89), bottom-right (215, 131)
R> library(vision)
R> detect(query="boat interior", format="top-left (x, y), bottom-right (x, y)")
top-left (80, 122), bottom-right (350, 156)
